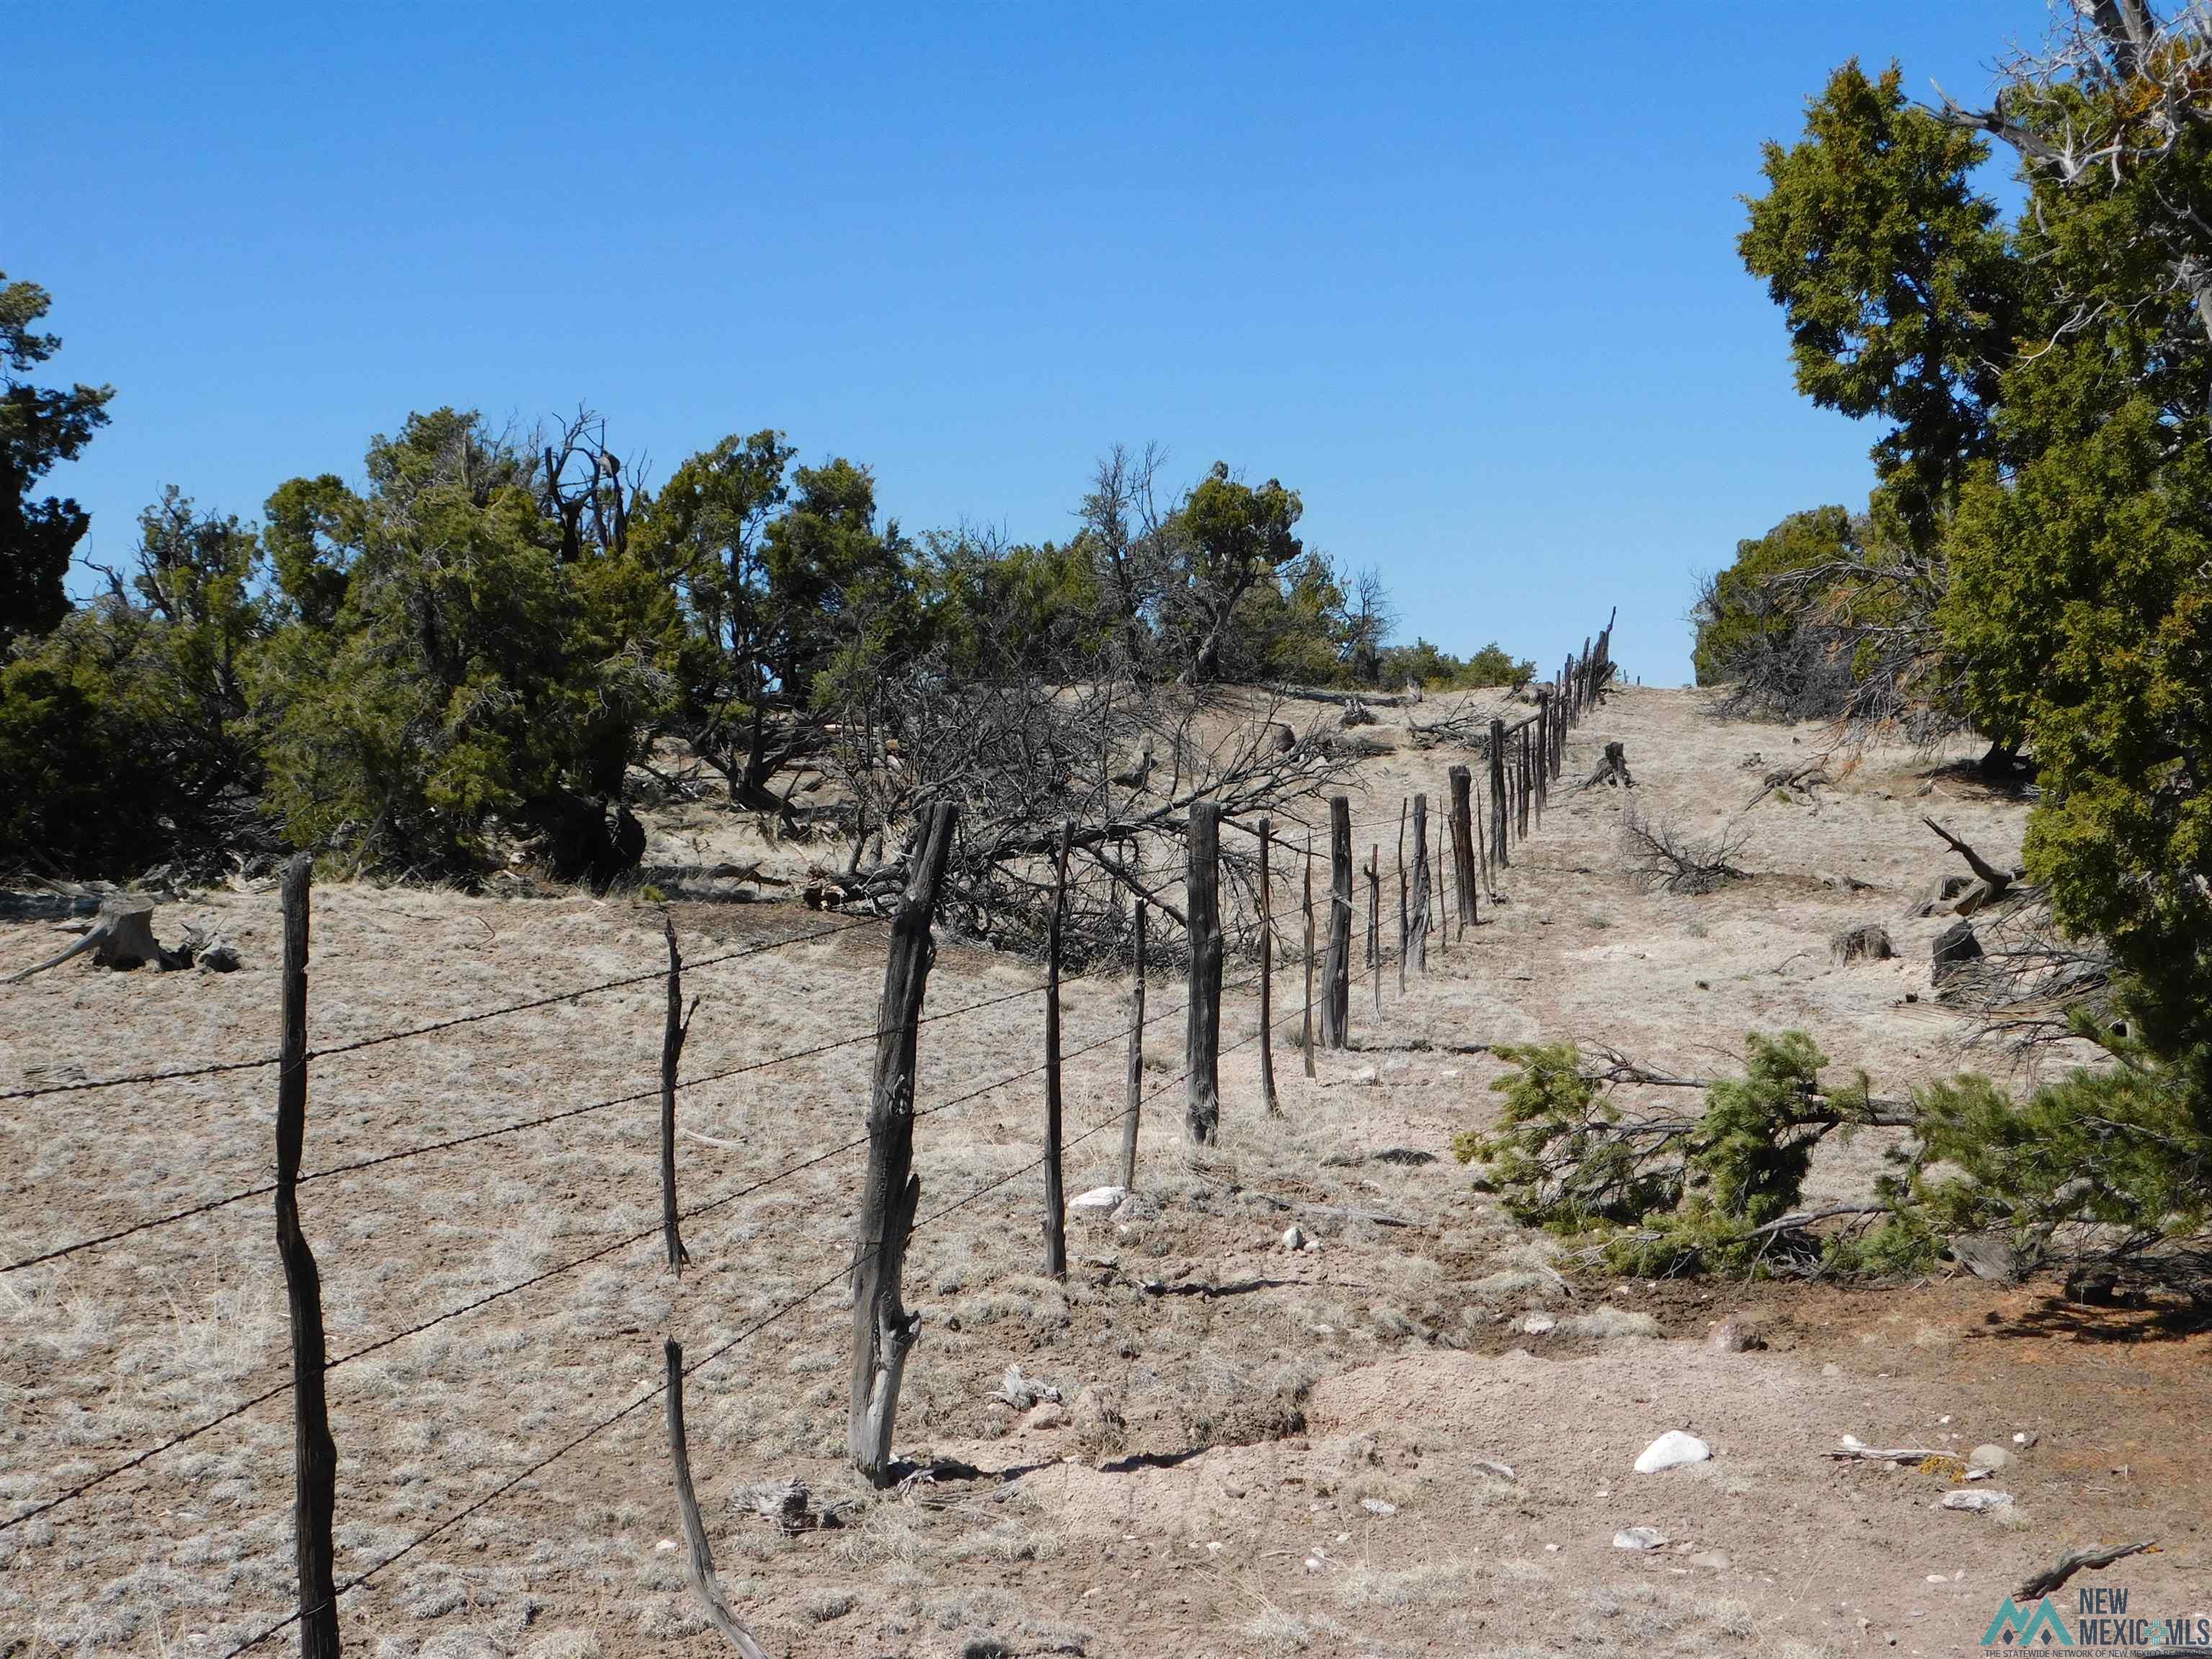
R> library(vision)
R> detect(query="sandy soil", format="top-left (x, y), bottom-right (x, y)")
top-left (1, 685), bottom-right (2203, 1658)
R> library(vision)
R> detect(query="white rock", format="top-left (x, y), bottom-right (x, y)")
top-left (1070, 1185), bottom-right (1128, 1212)
top-left (1354, 1066), bottom-right (1379, 1086)
top-left (1940, 1490), bottom-right (2013, 1513)
top-left (1614, 1527), bottom-right (1669, 1550)
top-left (1635, 1431), bottom-right (1712, 1474)
top-left (1360, 1498), bottom-right (1397, 1516)
top-left (1281, 1225), bottom-right (1306, 1251)
top-left (1968, 1444), bottom-right (2011, 1470)
top-left (1521, 1313), bottom-right (1557, 1336)
top-left (1300, 1237), bottom-right (1323, 1252)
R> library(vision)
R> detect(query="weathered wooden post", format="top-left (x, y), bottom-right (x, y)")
top-left (660, 916), bottom-right (693, 1274)
top-left (1321, 796), bottom-right (1352, 1048)
top-left (848, 801), bottom-right (956, 1487)
top-left (1580, 634), bottom-right (1594, 715)
top-left (1185, 799), bottom-right (1223, 1143)
top-left (665, 1341), bottom-right (772, 1656)
top-left (1257, 817), bottom-right (1280, 1118)
top-left (1517, 728), bottom-right (1532, 839)
top-left (1449, 765), bottom-right (1478, 930)
top-left (1534, 691), bottom-right (1550, 820)
top-left (1408, 794), bottom-right (1431, 976)
top-left (274, 854), bottom-right (340, 1659)
top-left (1366, 848), bottom-right (1381, 1018)
top-left (1122, 899), bottom-right (1146, 1189)
top-left (1394, 801), bottom-right (1408, 996)
top-left (1300, 837), bottom-right (1317, 1079)
top-left (1488, 719), bottom-right (1509, 868)
top-left (1041, 819), bottom-right (1072, 1279)
top-left (1439, 813), bottom-right (1455, 951)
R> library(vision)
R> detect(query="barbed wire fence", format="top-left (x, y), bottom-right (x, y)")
top-left (0, 613), bottom-right (1620, 1652)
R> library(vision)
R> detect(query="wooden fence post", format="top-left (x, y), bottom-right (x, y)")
top-left (1534, 691), bottom-right (1550, 819)
top-left (1321, 796), bottom-right (1352, 1048)
top-left (1185, 799), bottom-right (1222, 1144)
top-left (665, 1341), bottom-right (772, 1657)
top-left (1394, 804), bottom-right (1408, 996)
top-left (1042, 819), bottom-right (1072, 1279)
top-left (1409, 794), bottom-right (1431, 976)
top-left (848, 801), bottom-right (956, 1487)
top-left (1439, 813), bottom-right (1455, 952)
top-left (1580, 635), bottom-right (1593, 714)
top-left (1300, 838), bottom-right (1316, 1079)
top-left (1449, 765), bottom-right (1478, 930)
top-left (1517, 729), bottom-right (1532, 840)
top-left (1257, 817), bottom-right (1280, 1118)
top-left (1488, 719), bottom-right (1509, 868)
top-left (1122, 899), bottom-right (1146, 1189)
top-left (274, 854), bottom-right (340, 1659)
top-left (1366, 848), bottom-right (1380, 1019)
top-left (660, 916), bottom-right (694, 1274)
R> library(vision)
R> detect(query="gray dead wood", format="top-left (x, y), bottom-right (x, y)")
top-left (1408, 793), bottom-right (1431, 976)
top-left (1300, 839), bottom-right (1317, 1079)
top-left (7, 894), bottom-right (188, 981)
top-left (1581, 742), bottom-right (1634, 790)
top-left (1122, 899), bottom-right (1147, 1188)
top-left (1185, 799), bottom-right (1223, 1144)
top-left (848, 801), bottom-right (956, 1487)
top-left (1367, 848), bottom-right (1382, 1019)
top-left (1395, 802), bottom-right (1408, 997)
top-left (1488, 719), bottom-right (1509, 868)
top-left (1042, 819), bottom-right (1072, 1278)
top-left (2015, 1539), bottom-right (2159, 1601)
top-left (274, 857), bottom-right (340, 1659)
top-left (1923, 817), bottom-right (2024, 915)
top-left (1321, 796), bottom-right (1352, 1048)
top-left (661, 916), bottom-right (696, 1273)
top-left (1257, 816), bottom-right (1280, 1117)
top-left (665, 1341), bottom-right (773, 1656)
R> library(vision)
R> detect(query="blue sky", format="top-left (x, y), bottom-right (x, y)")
top-left (12, 3), bottom-right (2039, 680)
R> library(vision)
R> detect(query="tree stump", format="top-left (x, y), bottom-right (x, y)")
top-left (1830, 924), bottom-right (1894, 963)
top-left (1581, 742), bottom-right (1634, 790)
top-left (8, 895), bottom-right (185, 982)
top-left (1932, 920), bottom-right (1984, 984)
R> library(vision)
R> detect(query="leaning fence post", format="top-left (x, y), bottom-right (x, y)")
top-left (1122, 899), bottom-right (1146, 1189)
top-left (660, 915), bottom-right (694, 1274)
top-left (1449, 765), bottom-right (1478, 932)
top-left (1185, 799), bottom-right (1223, 1144)
top-left (1321, 796), bottom-right (1352, 1048)
top-left (848, 800), bottom-right (956, 1488)
top-left (1488, 719), bottom-right (1509, 868)
top-left (1042, 818), bottom-right (1072, 1279)
top-left (1300, 837), bottom-right (1317, 1079)
top-left (1409, 793), bottom-right (1431, 977)
top-left (1256, 817), bottom-right (1280, 1118)
top-left (665, 1341), bottom-right (772, 1656)
top-left (275, 854), bottom-right (340, 1659)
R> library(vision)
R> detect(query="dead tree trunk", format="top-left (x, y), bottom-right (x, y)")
top-left (274, 855), bottom-right (340, 1659)
top-left (1408, 794), bottom-right (1431, 977)
top-left (1185, 799), bottom-right (1222, 1144)
top-left (1300, 838), bottom-right (1317, 1079)
top-left (1488, 719), bottom-right (1509, 868)
top-left (1321, 796), bottom-right (1352, 1048)
top-left (665, 1341), bottom-right (773, 1657)
top-left (1449, 765), bottom-right (1478, 931)
top-left (1122, 899), bottom-right (1146, 1189)
top-left (660, 916), bottom-right (697, 1274)
top-left (1256, 817), bottom-right (1280, 1118)
top-left (1041, 819), bottom-right (1072, 1279)
top-left (848, 801), bottom-right (956, 1488)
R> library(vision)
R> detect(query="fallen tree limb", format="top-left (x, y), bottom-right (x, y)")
top-left (2015, 1539), bottom-right (2158, 1601)
top-left (1827, 1435), bottom-right (1954, 1463)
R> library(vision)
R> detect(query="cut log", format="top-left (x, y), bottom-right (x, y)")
top-left (7, 895), bottom-right (187, 982)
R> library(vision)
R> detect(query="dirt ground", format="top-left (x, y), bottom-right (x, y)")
top-left (1, 685), bottom-right (2204, 1658)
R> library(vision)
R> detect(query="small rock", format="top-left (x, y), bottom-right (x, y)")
top-left (1281, 1225), bottom-right (1307, 1252)
top-left (1821, 1364), bottom-right (1843, 1377)
top-left (1966, 1444), bottom-right (2010, 1470)
top-left (1707, 1316), bottom-right (1766, 1354)
top-left (1940, 1489), bottom-right (2012, 1514)
top-left (1300, 1237), bottom-right (1323, 1253)
top-left (1028, 1402), bottom-right (1068, 1430)
top-left (1521, 1313), bottom-right (1557, 1336)
top-left (1070, 1184), bottom-right (1127, 1212)
top-left (1360, 1498), bottom-right (1397, 1516)
top-left (2013, 1430), bottom-right (2038, 1447)
top-left (1354, 1066), bottom-right (1379, 1086)
top-left (1635, 1431), bottom-right (1712, 1474)
top-left (1690, 1550), bottom-right (1732, 1571)
top-left (1614, 1527), bottom-right (1669, 1551)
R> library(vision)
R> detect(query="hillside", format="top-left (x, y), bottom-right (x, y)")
top-left (1, 685), bottom-right (2201, 1658)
